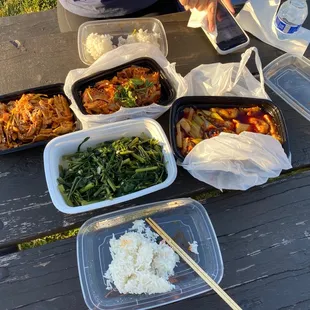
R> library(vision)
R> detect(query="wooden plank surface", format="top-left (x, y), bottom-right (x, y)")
top-left (0, 145), bottom-right (210, 247)
top-left (1, 170), bottom-right (310, 310)
top-left (0, 6), bottom-right (310, 310)
top-left (0, 9), bottom-right (310, 248)
top-left (0, 10), bottom-right (59, 42)
top-left (0, 10), bottom-right (285, 92)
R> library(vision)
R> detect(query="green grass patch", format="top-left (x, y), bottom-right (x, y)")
top-left (269, 166), bottom-right (310, 182)
top-left (18, 228), bottom-right (79, 250)
top-left (0, 0), bottom-right (56, 17)
top-left (194, 189), bottom-right (222, 201)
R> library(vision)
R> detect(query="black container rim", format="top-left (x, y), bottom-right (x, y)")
top-left (71, 57), bottom-right (177, 115)
top-left (0, 83), bottom-right (77, 155)
top-left (169, 96), bottom-right (290, 163)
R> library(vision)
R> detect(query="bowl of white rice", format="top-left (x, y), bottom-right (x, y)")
top-left (78, 18), bottom-right (168, 66)
top-left (77, 198), bottom-right (223, 310)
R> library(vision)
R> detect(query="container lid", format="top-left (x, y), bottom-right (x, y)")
top-left (263, 53), bottom-right (310, 122)
top-left (78, 18), bottom-right (168, 66)
top-left (77, 198), bottom-right (224, 310)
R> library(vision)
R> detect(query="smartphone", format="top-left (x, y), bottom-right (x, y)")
top-left (203, 1), bottom-right (250, 55)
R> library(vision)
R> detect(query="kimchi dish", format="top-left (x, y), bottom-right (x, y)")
top-left (176, 106), bottom-right (282, 156)
top-left (82, 66), bottom-right (161, 114)
top-left (0, 93), bottom-right (75, 150)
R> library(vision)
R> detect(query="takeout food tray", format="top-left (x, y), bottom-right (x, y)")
top-left (43, 118), bottom-right (177, 214)
top-left (169, 96), bottom-right (290, 162)
top-left (78, 17), bottom-right (168, 65)
top-left (0, 83), bottom-right (78, 155)
top-left (77, 198), bottom-right (223, 310)
top-left (71, 57), bottom-right (177, 115)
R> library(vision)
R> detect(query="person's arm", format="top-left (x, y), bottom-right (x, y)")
top-left (178, 0), bottom-right (235, 32)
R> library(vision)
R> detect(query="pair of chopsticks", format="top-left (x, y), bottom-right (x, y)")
top-left (145, 218), bottom-right (242, 310)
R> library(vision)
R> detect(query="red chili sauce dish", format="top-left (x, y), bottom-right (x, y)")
top-left (176, 106), bottom-right (282, 156)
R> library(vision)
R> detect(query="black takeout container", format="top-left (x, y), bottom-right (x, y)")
top-left (0, 83), bottom-right (76, 155)
top-left (169, 96), bottom-right (290, 162)
top-left (71, 57), bottom-right (177, 115)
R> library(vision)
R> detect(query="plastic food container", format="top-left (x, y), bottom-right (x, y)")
top-left (77, 198), bottom-right (224, 310)
top-left (0, 83), bottom-right (78, 155)
top-left (78, 18), bottom-right (168, 66)
top-left (43, 118), bottom-right (177, 214)
top-left (169, 96), bottom-right (290, 162)
top-left (71, 57), bottom-right (176, 115)
top-left (263, 53), bottom-right (310, 122)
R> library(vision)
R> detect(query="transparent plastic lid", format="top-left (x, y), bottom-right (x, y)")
top-left (263, 53), bottom-right (310, 121)
top-left (78, 18), bottom-right (168, 66)
top-left (77, 198), bottom-right (224, 310)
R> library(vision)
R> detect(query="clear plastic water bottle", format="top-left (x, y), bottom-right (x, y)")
top-left (274, 0), bottom-right (308, 40)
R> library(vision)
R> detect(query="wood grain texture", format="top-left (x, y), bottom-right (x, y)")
top-left (0, 10), bottom-right (287, 93)
top-left (0, 10), bottom-right (309, 246)
top-left (0, 10), bottom-right (59, 42)
top-left (0, 31), bottom-right (83, 94)
top-left (1, 171), bottom-right (310, 310)
top-left (0, 144), bottom-right (210, 247)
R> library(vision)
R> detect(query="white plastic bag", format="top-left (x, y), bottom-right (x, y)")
top-left (181, 47), bottom-right (292, 190)
top-left (182, 132), bottom-right (292, 191)
top-left (185, 47), bottom-right (268, 99)
top-left (236, 0), bottom-right (310, 56)
top-left (64, 43), bottom-right (187, 129)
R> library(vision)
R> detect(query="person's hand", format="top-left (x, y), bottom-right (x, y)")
top-left (179, 0), bottom-right (235, 32)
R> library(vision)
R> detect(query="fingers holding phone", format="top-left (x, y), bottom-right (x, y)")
top-left (206, 2), bottom-right (250, 54)
top-left (179, 0), bottom-right (235, 32)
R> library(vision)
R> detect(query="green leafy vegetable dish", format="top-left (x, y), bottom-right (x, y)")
top-left (57, 136), bottom-right (167, 206)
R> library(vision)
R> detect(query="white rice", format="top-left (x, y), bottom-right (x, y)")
top-left (85, 29), bottom-right (161, 61)
top-left (104, 220), bottom-right (179, 295)
top-left (188, 241), bottom-right (199, 255)
top-left (118, 29), bottom-right (161, 48)
top-left (85, 33), bottom-right (115, 61)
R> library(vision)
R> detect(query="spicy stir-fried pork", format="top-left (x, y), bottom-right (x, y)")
top-left (82, 66), bottom-right (161, 114)
top-left (0, 94), bottom-right (75, 150)
top-left (176, 106), bottom-right (282, 156)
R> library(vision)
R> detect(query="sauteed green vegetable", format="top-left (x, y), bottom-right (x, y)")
top-left (57, 136), bottom-right (167, 206)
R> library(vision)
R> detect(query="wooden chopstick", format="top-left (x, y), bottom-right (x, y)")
top-left (146, 217), bottom-right (242, 310)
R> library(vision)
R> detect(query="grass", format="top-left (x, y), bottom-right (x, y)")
top-left (18, 228), bottom-right (79, 250)
top-left (0, 0), bottom-right (56, 17)
top-left (194, 189), bottom-right (222, 201)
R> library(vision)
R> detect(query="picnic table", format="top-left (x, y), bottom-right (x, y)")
top-left (1, 6), bottom-right (310, 310)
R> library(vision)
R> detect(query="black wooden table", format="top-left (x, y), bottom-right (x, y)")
top-left (0, 8), bottom-right (310, 310)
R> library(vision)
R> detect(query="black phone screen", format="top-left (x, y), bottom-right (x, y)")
top-left (216, 2), bottom-right (248, 50)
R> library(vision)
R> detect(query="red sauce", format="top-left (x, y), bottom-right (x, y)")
top-left (236, 109), bottom-right (264, 122)
top-left (176, 106), bottom-right (280, 156)
top-left (234, 109), bottom-right (267, 133)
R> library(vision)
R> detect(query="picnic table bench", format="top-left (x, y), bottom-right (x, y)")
top-left (1, 6), bottom-right (310, 310)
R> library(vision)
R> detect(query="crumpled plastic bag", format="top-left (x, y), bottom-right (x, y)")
top-left (236, 0), bottom-right (310, 56)
top-left (182, 132), bottom-right (292, 191)
top-left (64, 43), bottom-right (187, 129)
top-left (181, 47), bottom-right (291, 190)
top-left (185, 46), bottom-right (268, 99)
